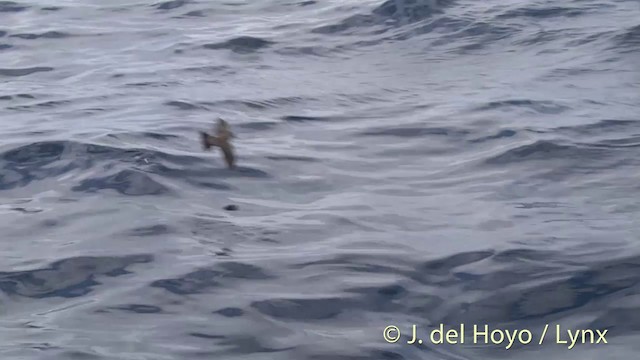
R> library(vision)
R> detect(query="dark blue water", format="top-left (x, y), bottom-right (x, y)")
top-left (1, 0), bottom-right (639, 359)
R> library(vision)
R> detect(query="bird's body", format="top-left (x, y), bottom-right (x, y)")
top-left (200, 118), bottom-right (235, 169)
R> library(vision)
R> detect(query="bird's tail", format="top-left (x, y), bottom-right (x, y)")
top-left (200, 131), bottom-right (214, 150)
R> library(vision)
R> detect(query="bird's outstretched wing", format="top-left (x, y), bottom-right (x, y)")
top-left (215, 118), bottom-right (234, 140)
top-left (219, 143), bottom-right (235, 169)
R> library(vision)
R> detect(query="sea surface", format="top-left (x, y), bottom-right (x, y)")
top-left (1, 0), bottom-right (639, 359)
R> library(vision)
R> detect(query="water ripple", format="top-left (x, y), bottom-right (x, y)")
top-left (203, 36), bottom-right (274, 53)
top-left (0, 255), bottom-right (152, 298)
top-left (0, 67), bottom-right (54, 77)
top-left (1, 0), bottom-right (638, 358)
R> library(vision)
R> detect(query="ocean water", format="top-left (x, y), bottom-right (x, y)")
top-left (1, 0), bottom-right (639, 358)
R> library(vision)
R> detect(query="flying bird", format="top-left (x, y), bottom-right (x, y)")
top-left (200, 118), bottom-right (235, 169)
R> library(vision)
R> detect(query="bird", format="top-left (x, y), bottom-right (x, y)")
top-left (200, 118), bottom-right (235, 169)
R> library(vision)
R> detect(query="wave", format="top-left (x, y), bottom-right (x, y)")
top-left (0, 254), bottom-right (152, 298)
top-left (484, 140), bottom-right (618, 165)
top-left (9, 31), bottom-right (71, 40)
top-left (0, 139), bottom-right (268, 193)
top-left (473, 99), bottom-right (570, 114)
top-left (0, 67), bottom-right (54, 77)
top-left (359, 125), bottom-right (470, 138)
top-left (154, 0), bottom-right (189, 11)
top-left (0, 1), bottom-right (28, 13)
top-left (163, 96), bottom-right (314, 112)
top-left (150, 262), bottom-right (273, 295)
top-left (613, 24), bottom-right (640, 52)
top-left (312, 0), bottom-right (454, 35)
top-left (495, 5), bottom-right (588, 20)
top-left (203, 36), bottom-right (274, 53)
